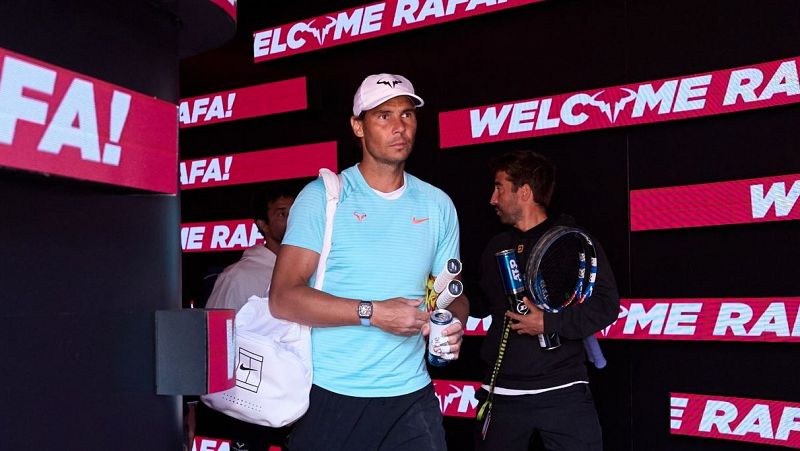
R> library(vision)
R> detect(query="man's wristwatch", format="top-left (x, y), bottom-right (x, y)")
top-left (357, 301), bottom-right (373, 326)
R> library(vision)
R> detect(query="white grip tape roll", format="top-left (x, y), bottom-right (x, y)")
top-left (436, 279), bottom-right (463, 309)
top-left (433, 258), bottom-right (462, 294)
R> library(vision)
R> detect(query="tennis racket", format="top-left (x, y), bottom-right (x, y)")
top-left (525, 226), bottom-right (606, 368)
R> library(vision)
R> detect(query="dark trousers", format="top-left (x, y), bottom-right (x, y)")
top-left (288, 384), bottom-right (447, 451)
top-left (474, 384), bottom-right (602, 451)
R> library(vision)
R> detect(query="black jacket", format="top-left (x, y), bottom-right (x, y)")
top-left (476, 214), bottom-right (620, 390)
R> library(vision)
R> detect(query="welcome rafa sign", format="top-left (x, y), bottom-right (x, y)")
top-left (253, 0), bottom-right (545, 62)
top-left (0, 47), bottom-right (177, 193)
top-left (439, 57), bottom-right (800, 148)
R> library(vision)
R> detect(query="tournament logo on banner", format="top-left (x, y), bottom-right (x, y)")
top-left (439, 56), bottom-right (800, 148)
top-left (180, 141), bottom-right (337, 190)
top-left (600, 298), bottom-right (800, 343)
top-left (631, 173), bottom-right (800, 231)
top-left (433, 379), bottom-right (481, 418)
top-left (0, 47), bottom-right (177, 193)
top-left (670, 393), bottom-right (800, 449)
top-left (179, 77), bottom-right (306, 128)
top-left (253, 0), bottom-right (545, 62)
top-left (181, 220), bottom-right (263, 252)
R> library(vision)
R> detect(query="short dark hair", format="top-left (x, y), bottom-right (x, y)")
top-left (489, 150), bottom-right (555, 208)
top-left (249, 185), bottom-right (296, 224)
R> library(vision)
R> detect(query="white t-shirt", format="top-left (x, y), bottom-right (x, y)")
top-left (206, 244), bottom-right (276, 311)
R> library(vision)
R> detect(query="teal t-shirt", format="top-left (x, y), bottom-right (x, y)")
top-left (282, 164), bottom-right (461, 397)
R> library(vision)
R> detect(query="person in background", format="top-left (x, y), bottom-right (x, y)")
top-left (270, 73), bottom-right (469, 451)
top-left (206, 187), bottom-right (295, 310)
top-left (194, 186), bottom-right (295, 451)
top-left (475, 150), bottom-right (620, 451)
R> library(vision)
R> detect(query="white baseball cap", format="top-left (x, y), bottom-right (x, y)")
top-left (352, 73), bottom-right (425, 116)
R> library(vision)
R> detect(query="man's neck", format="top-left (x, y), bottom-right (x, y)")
top-left (515, 209), bottom-right (548, 232)
top-left (358, 160), bottom-right (405, 192)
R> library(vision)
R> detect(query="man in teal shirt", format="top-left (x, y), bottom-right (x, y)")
top-left (270, 73), bottom-right (469, 450)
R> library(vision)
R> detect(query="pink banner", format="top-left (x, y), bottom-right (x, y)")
top-left (192, 437), bottom-right (281, 451)
top-left (599, 298), bottom-right (800, 343)
top-left (464, 315), bottom-right (492, 336)
top-left (192, 437), bottom-right (231, 451)
top-left (0, 47), bottom-right (177, 193)
top-left (630, 173), bottom-right (800, 231)
top-left (180, 142), bottom-right (337, 190)
top-left (181, 219), bottom-right (263, 253)
top-left (465, 297), bottom-right (800, 342)
top-left (253, 0), bottom-right (545, 62)
top-left (671, 393), bottom-right (800, 448)
top-left (433, 379), bottom-right (481, 418)
top-left (206, 310), bottom-right (235, 394)
top-left (439, 57), bottom-right (800, 148)
top-left (209, 0), bottom-right (236, 21)
top-left (179, 78), bottom-right (306, 128)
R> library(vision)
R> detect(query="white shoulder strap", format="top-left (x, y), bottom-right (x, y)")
top-left (314, 168), bottom-right (342, 290)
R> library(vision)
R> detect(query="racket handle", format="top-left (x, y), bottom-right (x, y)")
top-left (436, 279), bottom-right (463, 309)
top-left (583, 335), bottom-right (607, 369)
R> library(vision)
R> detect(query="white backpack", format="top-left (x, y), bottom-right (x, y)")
top-left (200, 168), bottom-right (341, 427)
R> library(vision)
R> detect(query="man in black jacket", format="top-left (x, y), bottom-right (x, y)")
top-left (474, 150), bottom-right (620, 451)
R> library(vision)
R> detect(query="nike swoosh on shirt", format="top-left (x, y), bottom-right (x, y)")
top-left (412, 217), bottom-right (430, 224)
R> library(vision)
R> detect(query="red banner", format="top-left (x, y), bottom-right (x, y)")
top-left (599, 298), bottom-right (800, 343)
top-left (0, 47), bottom-right (177, 193)
top-left (192, 437), bottom-right (280, 451)
top-left (464, 315), bottom-right (492, 336)
top-left (433, 379), bottom-right (481, 418)
top-left (180, 142), bottom-right (337, 190)
top-left (253, 0), bottom-right (545, 62)
top-left (192, 437), bottom-right (231, 451)
top-left (209, 0), bottom-right (236, 21)
top-left (439, 57), bottom-right (800, 148)
top-left (671, 393), bottom-right (800, 448)
top-left (179, 78), bottom-right (306, 128)
top-left (631, 173), bottom-right (800, 231)
top-left (181, 220), bottom-right (263, 252)
top-left (206, 310), bottom-right (236, 394)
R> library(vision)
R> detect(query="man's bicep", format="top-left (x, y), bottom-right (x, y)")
top-left (434, 197), bottom-right (461, 273)
top-left (271, 244), bottom-right (321, 292)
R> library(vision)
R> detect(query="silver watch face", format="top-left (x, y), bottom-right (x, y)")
top-left (358, 301), bottom-right (372, 318)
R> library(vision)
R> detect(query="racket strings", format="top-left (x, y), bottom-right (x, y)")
top-left (527, 227), bottom-right (599, 313)
top-left (537, 235), bottom-right (584, 310)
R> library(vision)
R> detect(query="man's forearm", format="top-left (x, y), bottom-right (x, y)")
top-left (270, 284), bottom-right (430, 336)
top-left (270, 284), bottom-right (363, 327)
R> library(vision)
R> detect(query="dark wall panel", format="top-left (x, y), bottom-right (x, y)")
top-left (0, 0), bottom-right (227, 448)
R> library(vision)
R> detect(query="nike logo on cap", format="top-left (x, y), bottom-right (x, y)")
top-left (412, 217), bottom-right (429, 224)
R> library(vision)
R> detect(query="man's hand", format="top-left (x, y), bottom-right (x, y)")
top-left (422, 318), bottom-right (464, 361)
top-left (371, 298), bottom-right (429, 336)
top-left (505, 297), bottom-right (545, 335)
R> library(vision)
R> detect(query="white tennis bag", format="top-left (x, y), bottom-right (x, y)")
top-left (200, 169), bottom-right (341, 427)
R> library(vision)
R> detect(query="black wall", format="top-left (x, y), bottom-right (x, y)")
top-left (179, 1), bottom-right (800, 450)
top-left (0, 1), bottom-right (232, 448)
